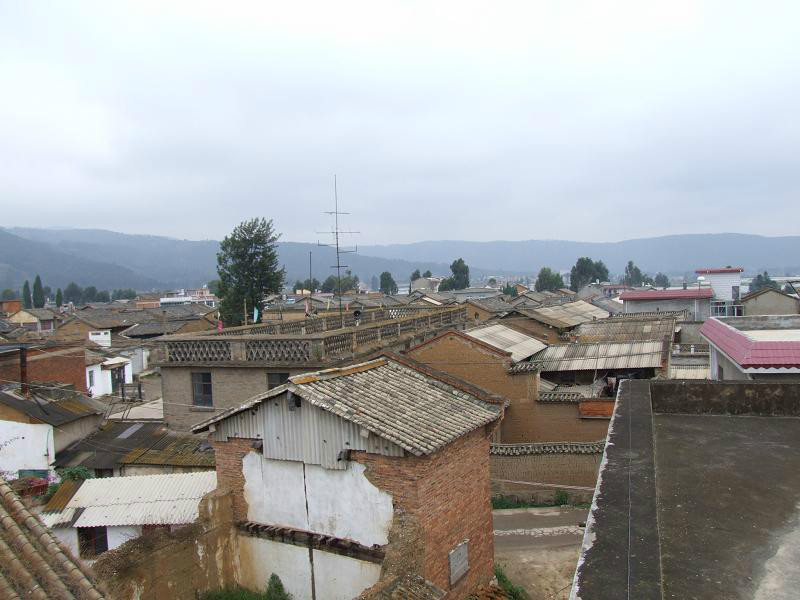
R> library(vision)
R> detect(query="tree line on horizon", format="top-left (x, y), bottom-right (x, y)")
top-left (1, 276), bottom-right (137, 309)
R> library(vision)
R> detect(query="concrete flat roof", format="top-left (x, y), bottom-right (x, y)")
top-left (572, 380), bottom-right (800, 600)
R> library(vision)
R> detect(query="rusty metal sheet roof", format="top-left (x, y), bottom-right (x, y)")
top-left (524, 341), bottom-right (666, 372)
top-left (42, 479), bottom-right (84, 513)
top-left (522, 300), bottom-right (610, 328)
top-left (574, 316), bottom-right (677, 343)
top-left (120, 434), bottom-right (215, 467)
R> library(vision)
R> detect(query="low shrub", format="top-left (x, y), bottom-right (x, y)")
top-left (495, 564), bottom-right (529, 600)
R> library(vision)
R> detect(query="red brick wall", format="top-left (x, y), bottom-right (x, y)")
top-left (211, 437), bottom-right (257, 522)
top-left (354, 428), bottom-right (495, 599)
top-left (0, 347), bottom-right (87, 393)
top-left (408, 335), bottom-right (608, 443)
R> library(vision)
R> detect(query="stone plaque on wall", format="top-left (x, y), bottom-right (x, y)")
top-left (449, 539), bottom-right (469, 585)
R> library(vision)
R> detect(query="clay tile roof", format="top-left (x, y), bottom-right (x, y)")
top-left (193, 357), bottom-right (502, 456)
top-left (0, 476), bottom-right (105, 599)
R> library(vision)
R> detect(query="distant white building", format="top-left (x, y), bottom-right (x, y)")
top-left (695, 267), bottom-right (744, 317)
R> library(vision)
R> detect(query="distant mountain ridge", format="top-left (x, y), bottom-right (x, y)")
top-left (361, 234), bottom-right (800, 276)
top-left (3, 227), bottom-right (799, 292)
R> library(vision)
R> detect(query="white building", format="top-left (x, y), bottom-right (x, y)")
top-left (41, 471), bottom-right (217, 561)
top-left (85, 350), bottom-right (132, 397)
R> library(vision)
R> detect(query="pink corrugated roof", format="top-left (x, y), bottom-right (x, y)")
top-left (620, 288), bottom-right (713, 301)
top-left (701, 318), bottom-right (800, 368)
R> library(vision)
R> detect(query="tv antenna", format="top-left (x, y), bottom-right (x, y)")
top-left (317, 175), bottom-right (359, 315)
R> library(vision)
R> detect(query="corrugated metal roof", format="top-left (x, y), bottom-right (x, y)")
top-left (194, 358), bottom-right (501, 457)
top-left (120, 434), bottom-right (215, 467)
top-left (523, 341), bottom-right (666, 372)
top-left (42, 472), bottom-right (216, 528)
top-left (522, 301), bottom-right (609, 328)
top-left (0, 388), bottom-right (104, 427)
top-left (574, 316), bottom-right (677, 343)
top-left (464, 324), bottom-right (547, 361)
top-left (701, 316), bottom-right (800, 368)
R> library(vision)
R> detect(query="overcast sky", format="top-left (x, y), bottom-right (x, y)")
top-left (1, 1), bottom-right (799, 245)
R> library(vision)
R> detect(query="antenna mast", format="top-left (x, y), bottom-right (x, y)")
top-left (317, 175), bottom-right (359, 315)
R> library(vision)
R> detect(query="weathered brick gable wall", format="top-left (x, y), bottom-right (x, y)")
top-left (354, 427), bottom-right (495, 599)
top-left (0, 347), bottom-right (87, 393)
top-left (211, 437), bottom-right (256, 521)
top-left (408, 335), bottom-right (608, 443)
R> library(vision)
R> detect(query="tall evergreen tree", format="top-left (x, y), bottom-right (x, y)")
top-left (22, 280), bottom-right (32, 309)
top-left (217, 218), bottom-right (285, 326)
top-left (32, 275), bottom-right (45, 308)
top-left (379, 272), bottom-right (398, 295)
top-left (55, 288), bottom-right (63, 307)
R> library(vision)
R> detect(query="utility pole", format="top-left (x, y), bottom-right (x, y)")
top-left (317, 175), bottom-right (359, 316)
top-left (309, 250), bottom-right (313, 292)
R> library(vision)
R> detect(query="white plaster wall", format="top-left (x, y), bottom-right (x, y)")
top-left (312, 550), bottom-right (382, 600)
top-left (51, 526), bottom-right (79, 558)
top-left (242, 453), bottom-right (393, 547)
top-left (305, 462), bottom-right (393, 547)
top-left (86, 364), bottom-right (107, 397)
top-left (107, 525), bottom-right (142, 550)
top-left (0, 421), bottom-right (53, 476)
top-left (238, 536), bottom-right (313, 600)
top-left (124, 362), bottom-right (133, 384)
top-left (243, 452), bottom-right (308, 530)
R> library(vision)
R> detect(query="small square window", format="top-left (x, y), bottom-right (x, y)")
top-left (191, 372), bottom-right (213, 407)
top-left (267, 372), bottom-right (290, 390)
top-left (78, 527), bottom-right (108, 558)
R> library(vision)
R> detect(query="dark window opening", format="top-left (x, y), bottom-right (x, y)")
top-left (95, 468), bottom-right (114, 478)
top-left (191, 372), bottom-right (213, 407)
top-left (78, 526), bottom-right (108, 558)
top-left (267, 372), bottom-right (290, 390)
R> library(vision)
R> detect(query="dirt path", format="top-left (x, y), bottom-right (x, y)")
top-left (493, 507), bottom-right (587, 599)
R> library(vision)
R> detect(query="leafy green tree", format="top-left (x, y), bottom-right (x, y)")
top-left (422, 270), bottom-right (432, 278)
top-left (410, 269), bottom-right (421, 282)
top-left (623, 261), bottom-right (647, 287)
top-left (1, 288), bottom-right (17, 300)
top-left (22, 280), bottom-right (32, 309)
top-left (570, 257), bottom-right (609, 292)
top-left (379, 272), bottom-right (398, 295)
top-left (95, 290), bottom-right (111, 302)
top-left (265, 573), bottom-right (292, 600)
top-left (370, 274), bottom-right (379, 291)
top-left (502, 283), bottom-right (518, 297)
top-left (83, 286), bottom-right (98, 302)
top-left (293, 279), bottom-right (303, 292)
top-left (63, 282), bottom-right (83, 304)
top-left (32, 275), bottom-right (45, 308)
top-left (206, 280), bottom-right (221, 296)
top-left (488, 277), bottom-right (497, 287)
top-left (535, 267), bottom-right (565, 292)
top-left (438, 258), bottom-right (470, 291)
top-left (57, 466), bottom-right (94, 481)
top-left (217, 218), bottom-right (285, 326)
top-left (55, 288), bottom-right (63, 307)
top-left (654, 273), bottom-right (670, 289)
top-left (321, 275), bottom-right (338, 293)
top-left (751, 271), bottom-right (780, 292)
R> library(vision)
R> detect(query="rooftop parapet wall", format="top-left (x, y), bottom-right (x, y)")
top-left (650, 380), bottom-right (800, 416)
top-left (155, 305), bottom-right (467, 366)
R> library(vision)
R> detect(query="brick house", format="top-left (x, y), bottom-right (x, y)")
top-left (7, 308), bottom-right (61, 334)
top-left (406, 329), bottom-right (608, 444)
top-left (192, 355), bottom-right (503, 600)
top-left (0, 343), bottom-right (88, 392)
top-left (157, 305), bottom-right (468, 431)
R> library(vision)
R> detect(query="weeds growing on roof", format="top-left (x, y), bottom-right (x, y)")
top-left (200, 576), bottom-right (292, 600)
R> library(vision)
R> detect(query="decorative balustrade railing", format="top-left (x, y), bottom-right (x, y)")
top-left (672, 343), bottom-right (709, 354)
top-left (160, 306), bottom-right (467, 364)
